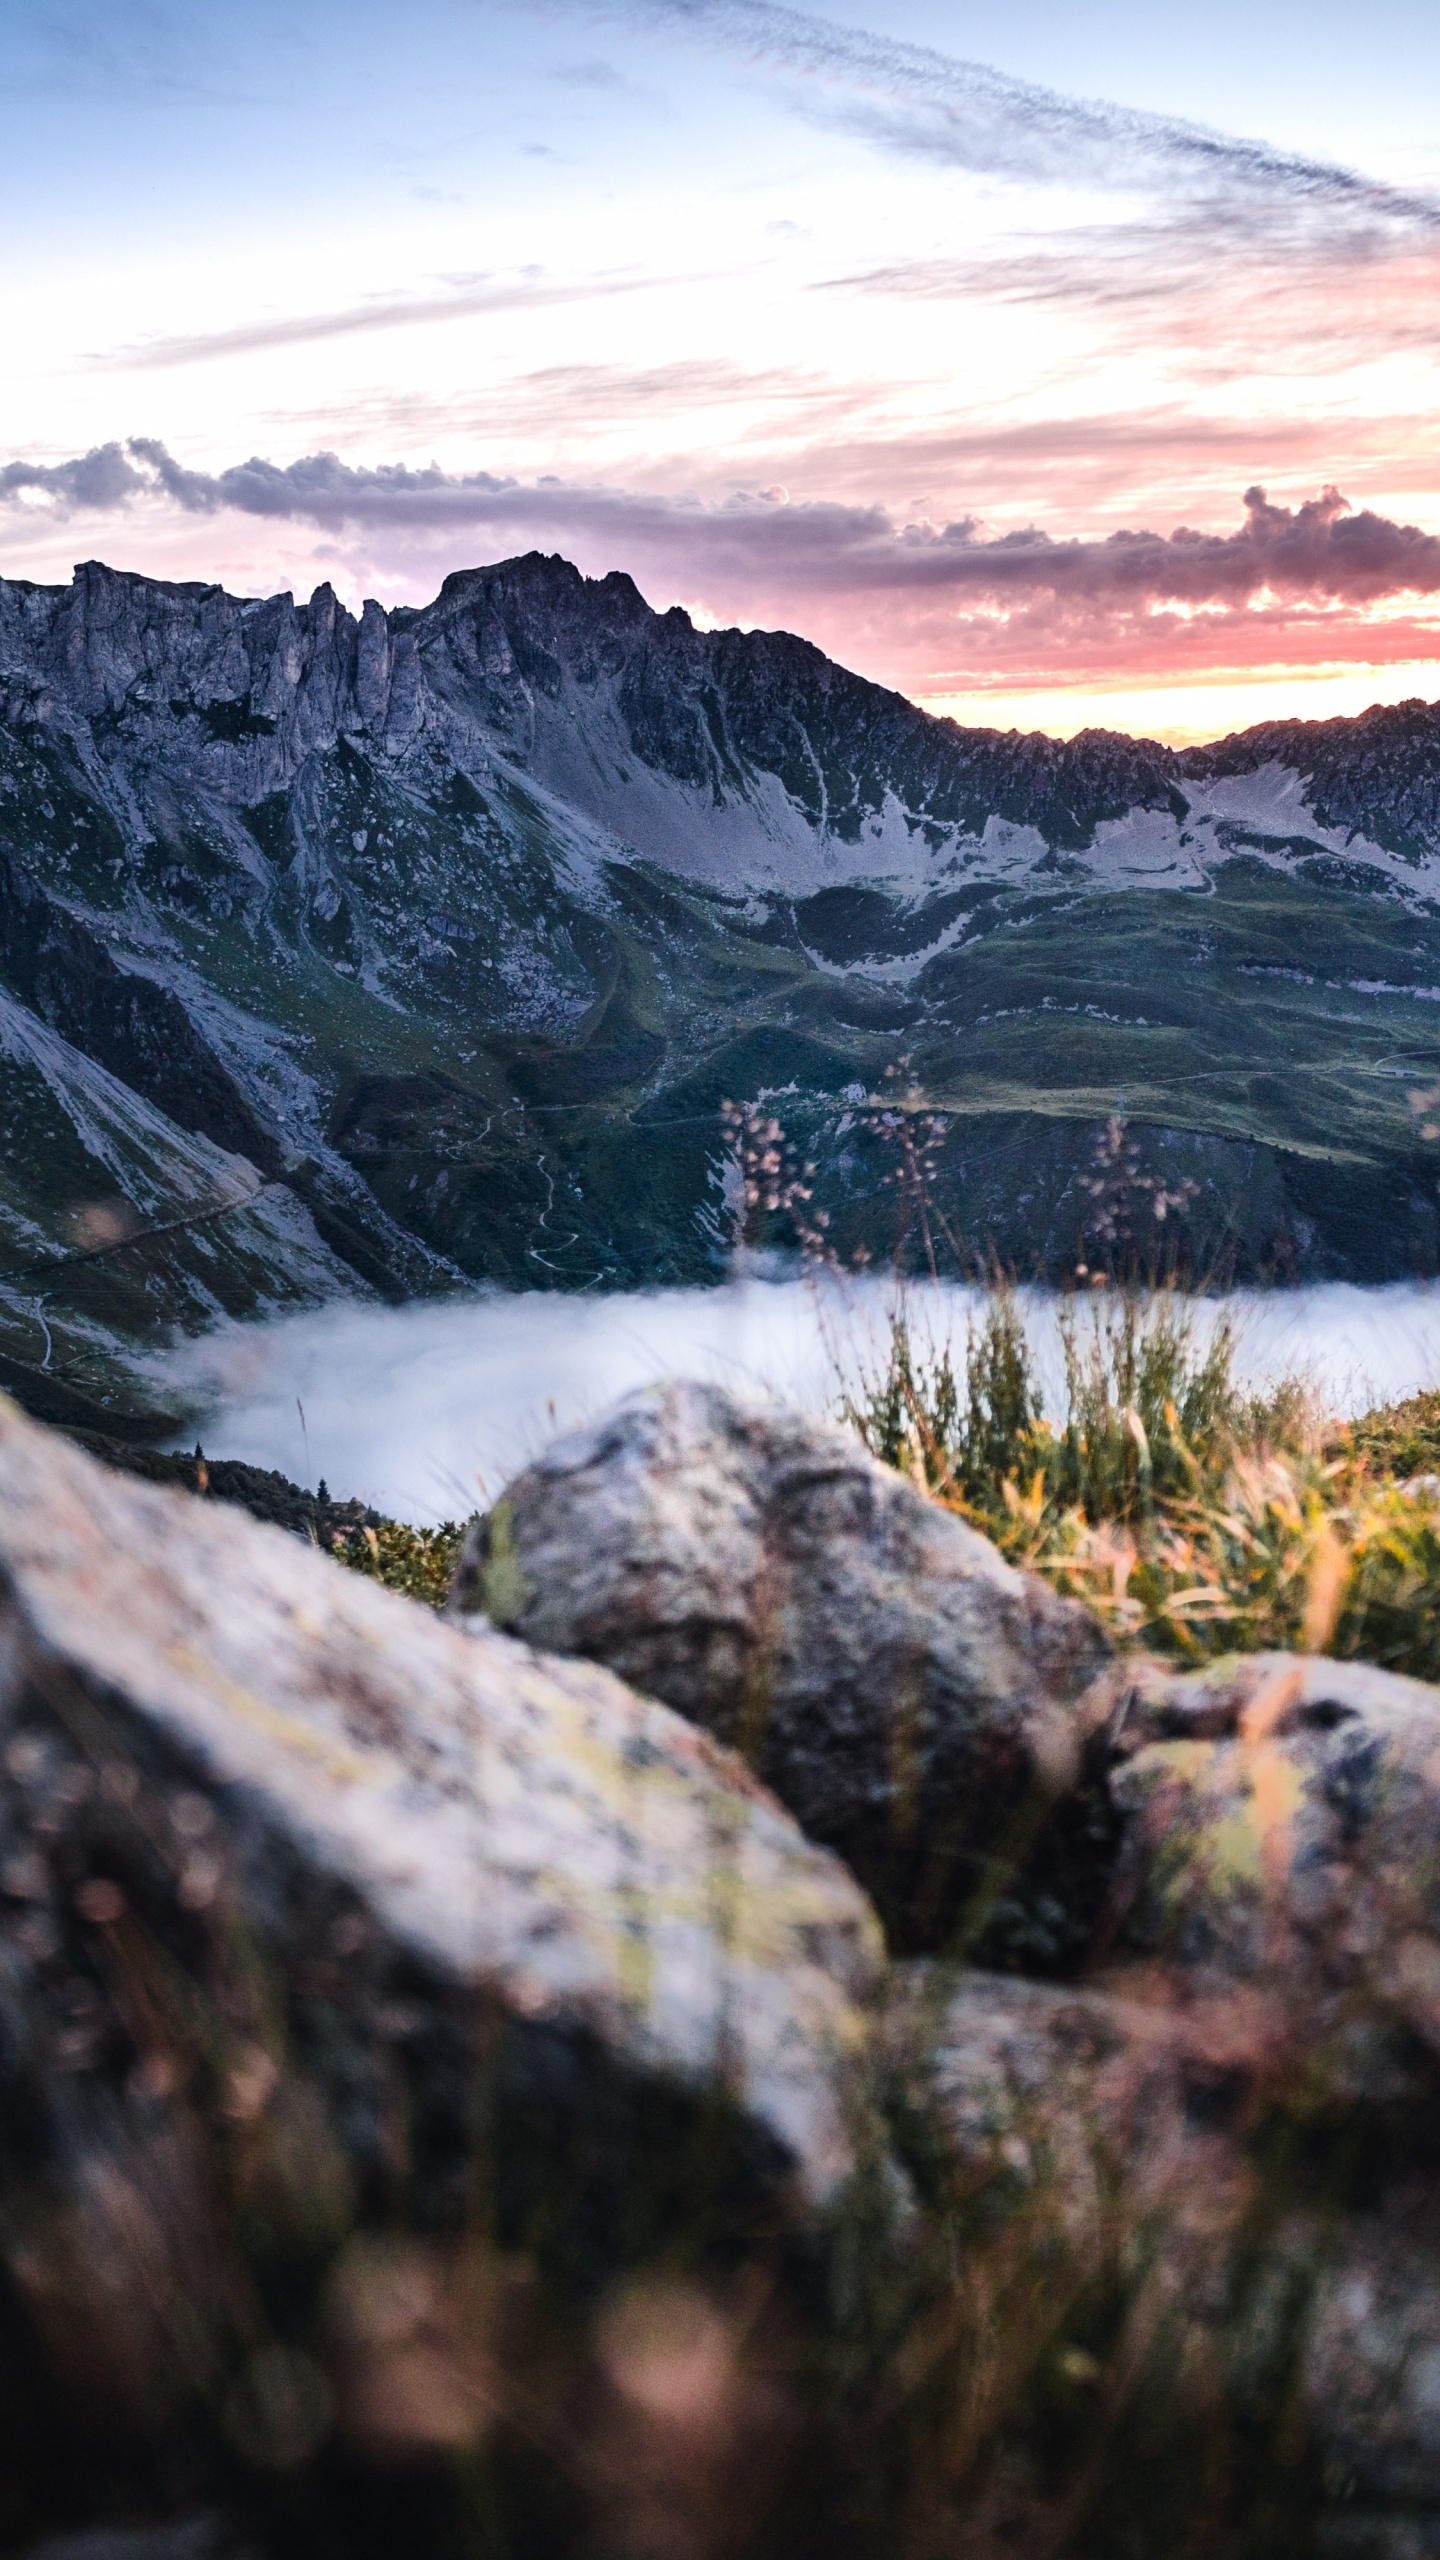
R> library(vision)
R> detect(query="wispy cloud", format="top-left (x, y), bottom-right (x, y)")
top-left (260, 358), bottom-right (881, 462)
top-left (97, 267), bottom-right (684, 370)
top-left (586, 0), bottom-right (1440, 228)
top-left (824, 212), bottom-right (1440, 387)
top-left (572, 0), bottom-right (1440, 451)
top-left (548, 53), bottom-right (630, 88)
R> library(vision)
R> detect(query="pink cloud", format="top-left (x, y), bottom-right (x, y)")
top-left (4, 442), bottom-right (1440, 700)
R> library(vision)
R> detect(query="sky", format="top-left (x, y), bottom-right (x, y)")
top-left (5, 0), bottom-right (1440, 742)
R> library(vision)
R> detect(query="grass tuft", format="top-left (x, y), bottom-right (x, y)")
top-left (845, 1284), bottom-right (1440, 1676)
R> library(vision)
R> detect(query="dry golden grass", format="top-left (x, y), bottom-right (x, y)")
top-left (845, 1288), bottom-right (1440, 1678)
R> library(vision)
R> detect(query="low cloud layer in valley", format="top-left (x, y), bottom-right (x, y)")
top-left (159, 1279), bottom-right (1440, 1525)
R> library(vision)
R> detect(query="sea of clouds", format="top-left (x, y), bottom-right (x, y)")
top-left (149, 1274), bottom-right (1440, 1525)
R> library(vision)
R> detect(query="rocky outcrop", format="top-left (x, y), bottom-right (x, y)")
top-left (0, 555), bottom-right (1188, 850)
top-left (14, 1387), bottom-right (1440, 2550)
top-left (22, 549), bottom-right (1436, 868)
top-left (0, 842), bottom-right (283, 1172)
top-left (3, 547), bottom-right (1440, 1419)
top-left (0, 1394), bottom-right (890, 2545)
top-left (1188, 695), bottom-right (1440, 862)
top-left (449, 1383), bottom-right (1117, 1954)
top-left (1107, 1650), bottom-right (1440, 2105)
top-left (6, 553), bottom-right (1437, 877)
top-left (411, 554), bottom-right (1189, 851)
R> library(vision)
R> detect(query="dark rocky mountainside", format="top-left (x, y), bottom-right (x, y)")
top-left (3, 551), bottom-right (1440, 1422)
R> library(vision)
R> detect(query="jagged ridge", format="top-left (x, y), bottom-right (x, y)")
top-left (3, 550), bottom-right (1440, 1428)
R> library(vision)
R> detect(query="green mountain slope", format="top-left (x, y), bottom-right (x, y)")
top-left (2, 551), bottom-right (1440, 1422)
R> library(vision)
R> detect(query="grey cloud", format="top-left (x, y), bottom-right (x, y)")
top-left (128, 443), bottom-right (517, 522)
top-left (98, 268), bottom-right (672, 371)
top-left (549, 55), bottom-right (629, 86)
top-left (591, 0), bottom-right (1440, 229)
top-left (906, 485), bottom-right (1440, 609)
top-left (0, 446), bottom-right (151, 510)
top-left (6, 442), bottom-right (1440, 616)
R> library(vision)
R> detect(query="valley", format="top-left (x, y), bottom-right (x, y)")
top-left (2, 549), bottom-right (1440, 1438)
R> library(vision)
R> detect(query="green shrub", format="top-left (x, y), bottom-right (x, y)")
top-left (328, 1515), bottom-right (471, 1609)
top-left (1347, 1385), bottom-right (1440, 1481)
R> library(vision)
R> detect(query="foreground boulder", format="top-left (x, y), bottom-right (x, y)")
top-left (450, 1384), bottom-right (1116, 1951)
top-left (884, 1643), bottom-right (1440, 2555)
top-left (448, 1392), bottom-right (1440, 2547)
top-left (1108, 1651), bottom-right (1440, 2106)
top-left (888, 1960), bottom-right (1440, 2558)
top-left (15, 1382), bottom-right (1440, 2557)
top-left (883, 1965), bottom-right (1236, 2549)
top-left (0, 1397), bottom-right (886, 2552)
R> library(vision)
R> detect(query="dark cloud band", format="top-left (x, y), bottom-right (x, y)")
top-left (3, 442), bottom-right (1438, 615)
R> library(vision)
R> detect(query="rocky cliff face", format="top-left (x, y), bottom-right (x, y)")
top-left (3, 552), bottom-right (1440, 1422)
top-left (0, 554), bottom-right (1189, 862)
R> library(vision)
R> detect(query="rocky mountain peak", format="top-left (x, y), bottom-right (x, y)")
top-left (3, 544), bottom-right (1440, 1421)
top-left (6, 550), bottom-right (1438, 877)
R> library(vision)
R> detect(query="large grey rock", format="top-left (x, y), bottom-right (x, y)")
top-left (0, 1395), bottom-right (884, 2202)
top-left (1107, 1651), bottom-right (1440, 2104)
top-left (0, 1396), bottom-right (887, 2538)
top-left (450, 1383), bottom-right (1117, 1952)
top-left (889, 1961), bottom-right (1440, 2555)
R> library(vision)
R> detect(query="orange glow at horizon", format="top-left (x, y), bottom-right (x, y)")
top-left (8, 3), bottom-right (1440, 744)
top-left (918, 658), bottom-right (1440, 745)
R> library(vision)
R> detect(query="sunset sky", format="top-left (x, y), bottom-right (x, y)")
top-left (6, 0), bottom-right (1440, 740)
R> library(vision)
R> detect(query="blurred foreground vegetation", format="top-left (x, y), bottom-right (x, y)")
top-left (327, 1512), bottom-right (470, 1607)
top-left (67, 1433), bottom-right (474, 1610)
top-left (845, 1284), bottom-right (1440, 1680)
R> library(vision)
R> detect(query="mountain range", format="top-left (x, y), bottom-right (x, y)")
top-left (3, 549), bottom-right (1440, 1439)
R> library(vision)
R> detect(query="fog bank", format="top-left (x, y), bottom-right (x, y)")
top-left (155, 1276), bottom-right (1440, 1526)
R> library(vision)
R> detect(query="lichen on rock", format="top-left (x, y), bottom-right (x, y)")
top-left (451, 1381), bottom-right (1119, 1955)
